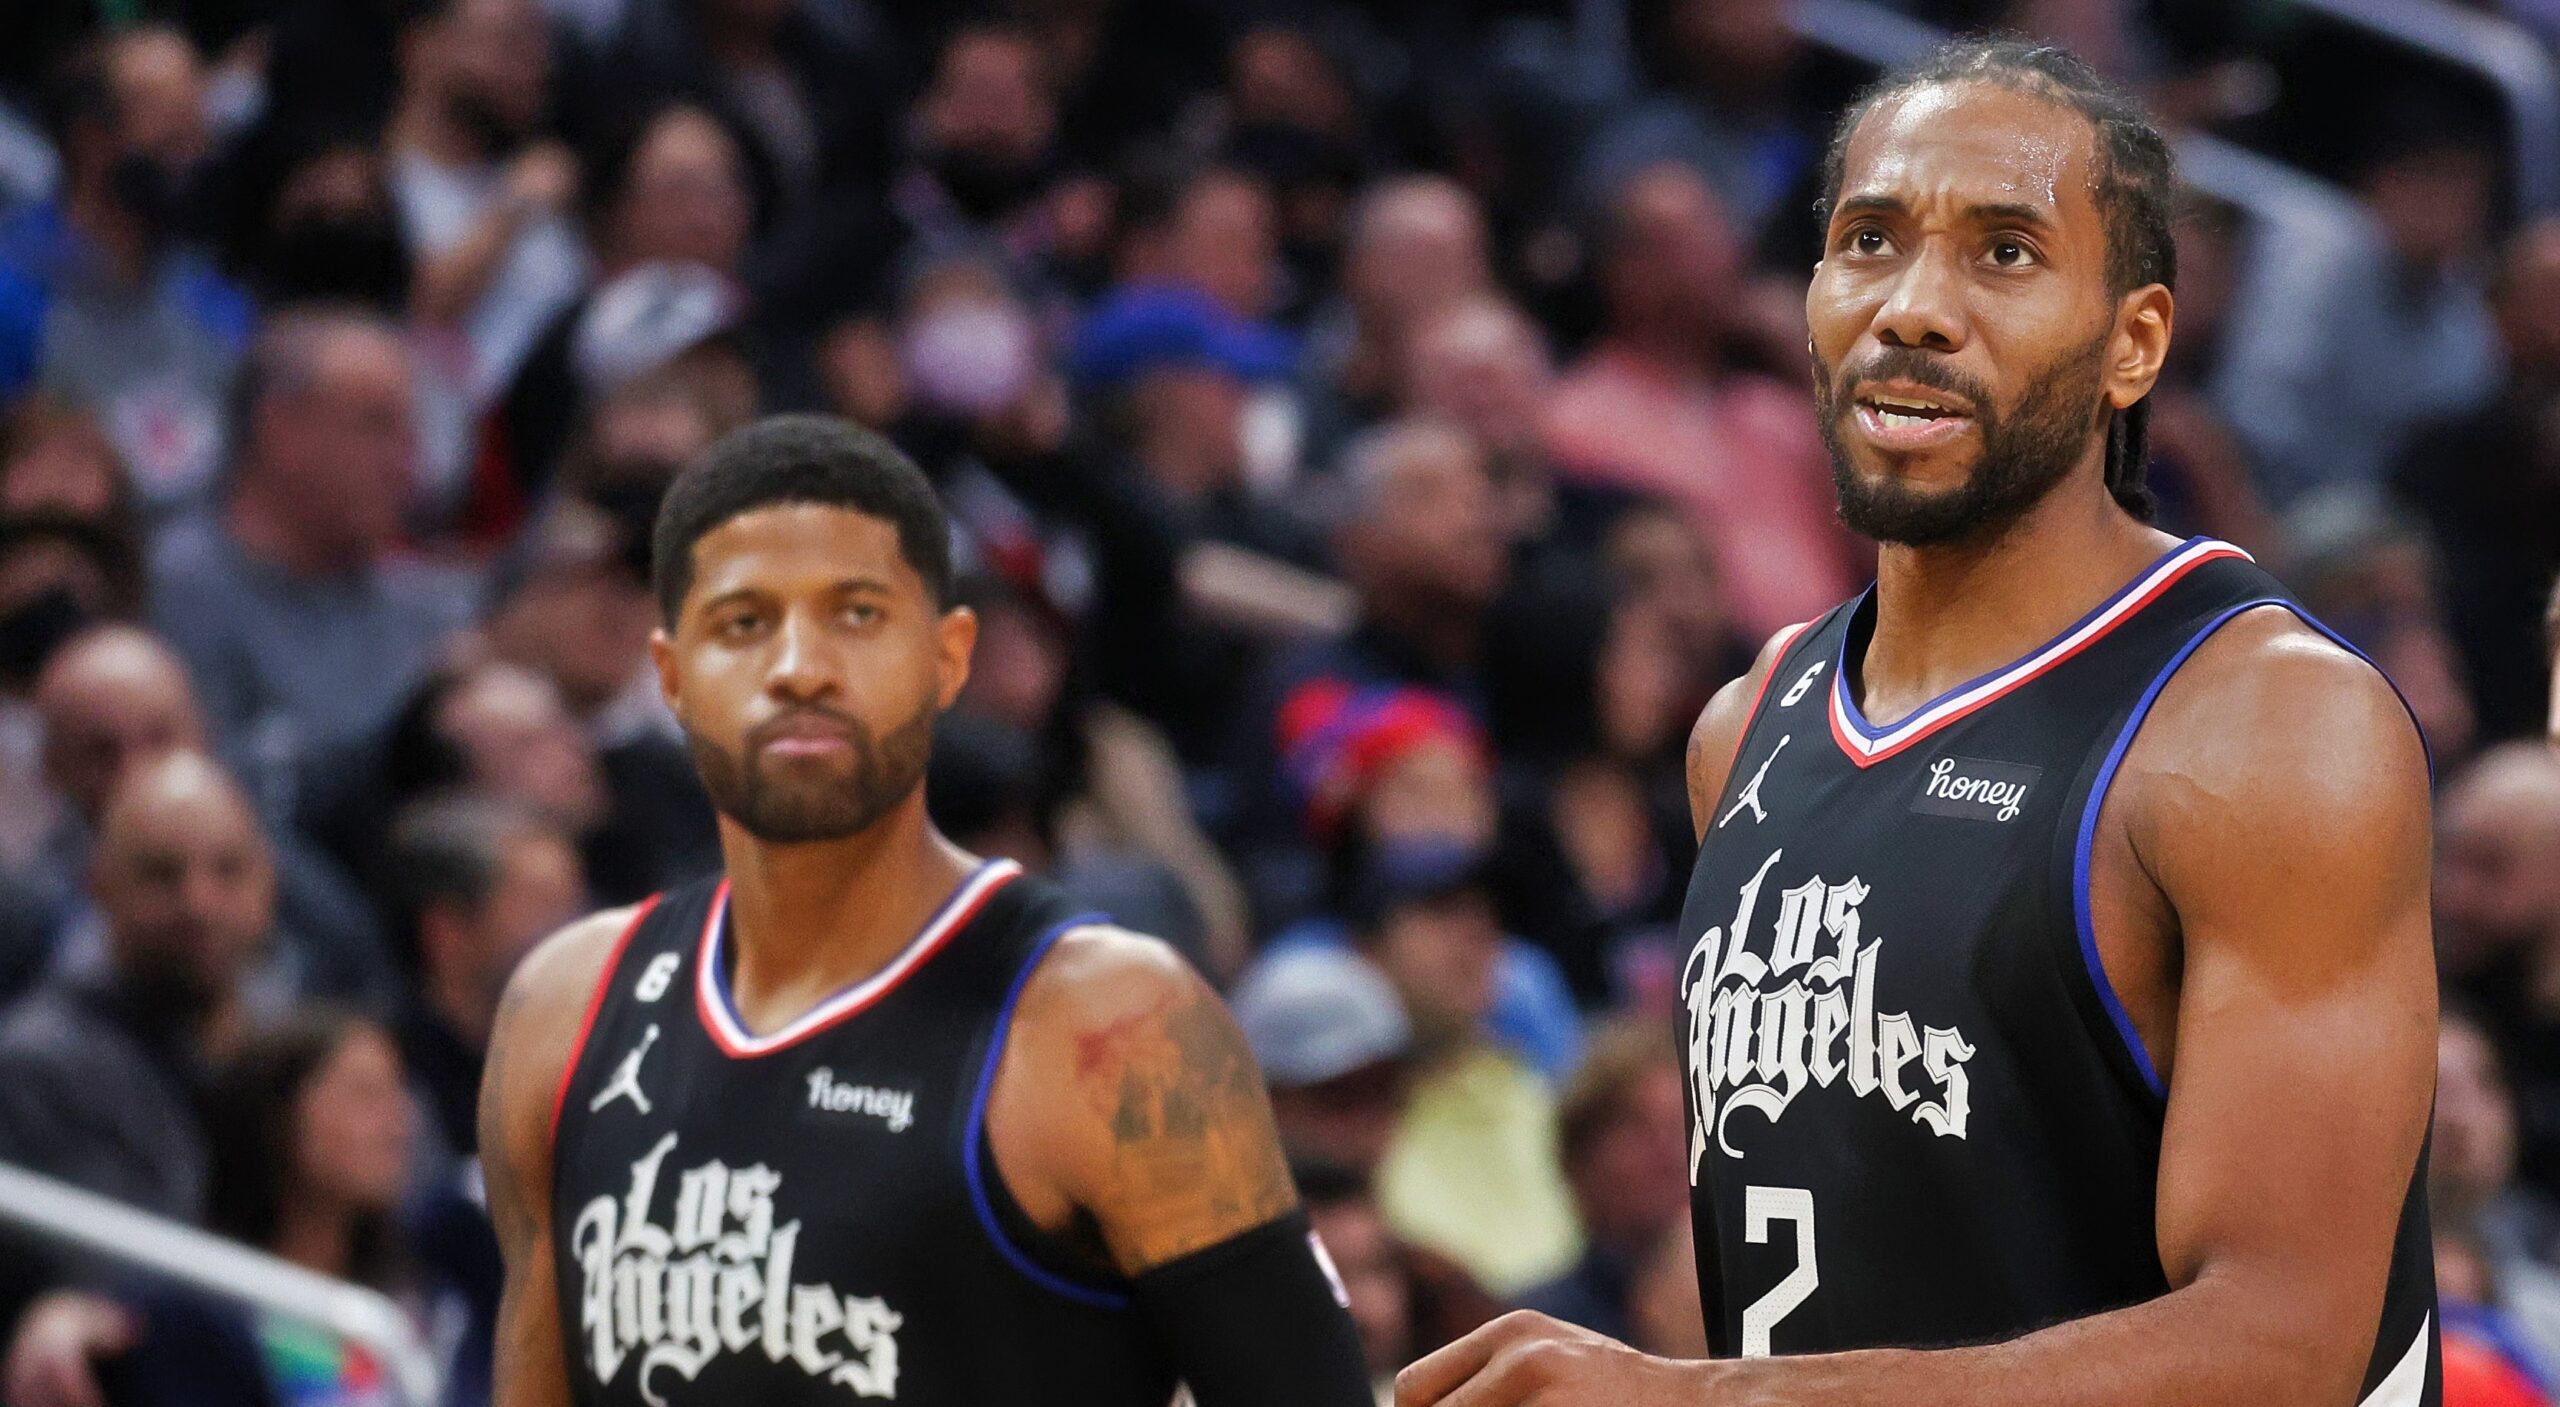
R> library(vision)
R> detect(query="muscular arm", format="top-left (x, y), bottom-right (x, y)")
top-left (480, 906), bottom-right (640, 1407)
top-left (1687, 628), bottom-right (1801, 842)
top-left (1405, 613), bottom-right (2438, 1407)
top-left (992, 927), bottom-right (1296, 1272)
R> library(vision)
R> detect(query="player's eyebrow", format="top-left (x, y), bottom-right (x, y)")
top-left (1831, 193), bottom-right (2059, 231)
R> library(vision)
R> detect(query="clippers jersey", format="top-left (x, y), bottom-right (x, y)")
top-left (549, 859), bottom-right (1181, 1405)
top-left (1679, 537), bottom-right (2439, 1403)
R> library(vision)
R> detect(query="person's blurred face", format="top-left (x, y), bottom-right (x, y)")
top-left (291, 1026), bottom-right (416, 1217)
top-left (2434, 1019), bottom-right (2519, 1217)
top-left (1131, 365), bottom-right (1250, 493)
top-left (256, 324), bottom-right (419, 563)
top-left (1347, 430), bottom-right (1508, 614)
top-left (1404, 304), bottom-right (1552, 467)
top-left (2365, 147), bottom-right (2496, 274)
top-left (448, 828), bottom-right (586, 1016)
top-left (1359, 738), bottom-right (1496, 849)
top-left (1605, 166), bottom-right (1741, 346)
top-left (494, 563), bottom-right (657, 718)
top-left (1370, 890), bottom-right (1501, 1039)
top-left (438, 664), bottom-right (610, 833)
top-left (1346, 184), bottom-right (1491, 339)
top-left (2495, 223), bottom-right (2560, 380)
top-left (613, 109), bottom-right (753, 272)
top-left (1307, 1195), bottom-right (1412, 1378)
top-left (1272, 1060), bottom-right (1410, 1174)
top-left (90, 757), bottom-right (274, 1014)
top-left (37, 634), bottom-right (206, 823)
top-left (2434, 748), bottom-right (2560, 974)
top-left (1574, 1065), bottom-right (1692, 1248)
top-left (435, 0), bottom-right (551, 145)
top-left (958, 599), bottom-right (1067, 733)
top-left (652, 504), bottom-right (975, 844)
top-left (1807, 83), bottom-right (2168, 547)
top-left (1173, 173), bottom-right (1280, 320)
top-left (106, 29), bottom-right (209, 173)
top-left (1606, 507), bottom-right (1730, 654)
top-left (1669, 0), bottom-right (1795, 98)
top-left (922, 31), bottom-right (1054, 168)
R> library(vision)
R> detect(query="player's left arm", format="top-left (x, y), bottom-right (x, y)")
top-left (994, 925), bottom-right (1374, 1406)
top-left (1397, 613), bottom-right (2438, 1407)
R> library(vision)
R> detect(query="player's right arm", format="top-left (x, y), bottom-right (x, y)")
top-left (479, 906), bottom-right (643, 1407)
top-left (1686, 626), bottom-right (1804, 842)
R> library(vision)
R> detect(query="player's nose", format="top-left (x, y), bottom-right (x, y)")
top-left (1872, 244), bottom-right (1968, 354)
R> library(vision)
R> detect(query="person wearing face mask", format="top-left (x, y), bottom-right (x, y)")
top-left (0, 27), bottom-right (254, 516)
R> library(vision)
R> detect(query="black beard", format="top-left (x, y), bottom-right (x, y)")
top-left (687, 697), bottom-right (939, 844)
top-left (1817, 330), bottom-right (2111, 548)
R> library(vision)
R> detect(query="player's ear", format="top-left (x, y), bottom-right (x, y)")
top-left (649, 626), bottom-right (681, 717)
top-left (2104, 283), bottom-right (2174, 411)
top-left (935, 604), bottom-right (977, 711)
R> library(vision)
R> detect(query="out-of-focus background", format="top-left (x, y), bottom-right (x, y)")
top-left (0, 0), bottom-right (2553, 1402)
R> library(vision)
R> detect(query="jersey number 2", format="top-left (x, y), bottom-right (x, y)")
top-left (1742, 1185), bottom-right (1817, 1357)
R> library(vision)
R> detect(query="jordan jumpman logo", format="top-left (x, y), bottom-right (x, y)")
top-left (1719, 734), bottom-right (1791, 829)
top-left (590, 1024), bottom-right (661, 1116)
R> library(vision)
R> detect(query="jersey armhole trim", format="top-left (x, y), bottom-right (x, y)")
top-left (963, 914), bottom-right (1135, 1312)
top-left (2070, 598), bottom-right (2425, 1104)
top-left (546, 894), bottom-right (663, 1154)
top-left (1723, 618), bottom-right (1818, 772)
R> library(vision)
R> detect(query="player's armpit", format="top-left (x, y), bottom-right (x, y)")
top-left (997, 926), bottom-right (1297, 1274)
top-left (481, 905), bottom-right (641, 1407)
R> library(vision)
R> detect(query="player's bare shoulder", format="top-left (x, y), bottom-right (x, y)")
top-left (2119, 605), bottom-right (2430, 889)
top-left (1688, 622), bottom-right (1824, 840)
top-left (480, 903), bottom-right (652, 1189)
top-left (994, 923), bottom-right (1295, 1272)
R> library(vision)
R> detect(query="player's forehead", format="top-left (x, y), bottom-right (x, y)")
top-left (686, 501), bottom-right (924, 605)
top-left (1836, 80), bottom-right (2104, 240)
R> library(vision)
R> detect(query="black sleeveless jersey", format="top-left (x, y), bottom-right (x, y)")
top-left (549, 858), bottom-right (1181, 1406)
top-left (1679, 538), bottom-right (2439, 1403)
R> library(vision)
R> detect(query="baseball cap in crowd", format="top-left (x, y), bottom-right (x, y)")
top-left (1231, 945), bottom-right (1414, 1088)
top-left (1275, 679), bottom-right (1486, 840)
top-left (1069, 284), bottom-right (1295, 391)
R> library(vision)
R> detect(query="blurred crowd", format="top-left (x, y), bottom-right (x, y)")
top-left (0, 0), bottom-right (2552, 1404)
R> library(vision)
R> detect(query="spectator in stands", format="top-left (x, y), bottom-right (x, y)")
top-left (1215, 24), bottom-right (1369, 326)
top-left (1585, 0), bottom-right (1818, 232)
top-left (2438, 1006), bottom-right (2560, 1366)
top-left (1299, 177), bottom-right (1493, 462)
top-left (113, 1008), bottom-right (424, 1407)
top-left (2141, 192), bottom-right (2275, 552)
top-left (149, 307), bottom-right (466, 769)
top-left (1545, 163), bottom-right (1858, 638)
top-left (0, 27), bottom-right (252, 514)
top-left (1400, 298), bottom-right (1619, 560)
top-left (0, 751), bottom-right (274, 1365)
top-left (1235, 944), bottom-right (1415, 1175)
top-left (2393, 218), bottom-right (2560, 742)
top-left (1354, 844), bottom-right (1581, 1297)
top-left (32, 625), bottom-right (386, 1000)
top-left (2214, 103), bottom-right (2502, 504)
top-left (391, 0), bottom-right (587, 405)
top-left (382, 796), bottom-right (584, 1161)
top-left (891, 21), bottom-right (1066, 274)
top-left (0, 393), bottom-right (135, 528)
top-left (2437, 744), bottom-right (2560, 1199)
top-left (1518, 1022), bottom-right (1704, 1341)
top-left (2281, 488), bottom-right (2478, 766)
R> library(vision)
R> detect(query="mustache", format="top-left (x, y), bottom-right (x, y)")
top-left (746, 705), bottom-right (866, 749)
top-left (1828, 347), bottom-right (1994, 412)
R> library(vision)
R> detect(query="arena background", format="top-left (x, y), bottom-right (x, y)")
top-left (0, 0), bottom-right (2554, 1402)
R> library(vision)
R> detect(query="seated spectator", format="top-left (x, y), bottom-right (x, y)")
top-left (0, 751), bottom-right (276, 1359)
top-left (1233, 944), bottom-right (1415, 1174)
top-left (1581, 0), bottom-right (1820, 237)
top-left (1352, 844), bottom-right (1582, 1296)
top-left (1544, 163), bottom-right (1859, 638)
top-left (0, 28), bottom-right (252, 514)
top-left (1517, 1022), bottom-right (1695, 1342)
top-left (2438, 1005), bottom-right (2560, 1370)
top-left (112, 1008), bottom-right (426, 1407)
top-left (149, 306), bottom-right (472, 770)
top-left (2436, 744), bottom-right (2560, 1198)
top-left (33, 625), bottom-right (388, 999)
top-left (0, 392), bottom-right (136, 528)
top-left (1298, 177), bottom-right (1493, 464)
top-left (1298, 1161), bottom-right (1417, 1407)
top-left (2280, 487), bottom-right (2477, 766)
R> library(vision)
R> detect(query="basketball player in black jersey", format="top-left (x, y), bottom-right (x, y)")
top-left (478, 416), bottom-right (1370, 1406)
top-left (1403, 40), bottom-right (2440, 1407)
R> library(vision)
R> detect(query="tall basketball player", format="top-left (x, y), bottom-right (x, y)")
top-left (1400, 41), bottom-right (2439, 1407)
top-left (480, 416), bottom-right (1370, 1405)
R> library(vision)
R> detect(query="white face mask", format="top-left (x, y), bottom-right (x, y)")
top-left (899, 299), bottom-right (1037, 417)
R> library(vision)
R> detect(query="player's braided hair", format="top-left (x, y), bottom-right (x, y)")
top-left (1816, 39), bottom-right (2177, 521)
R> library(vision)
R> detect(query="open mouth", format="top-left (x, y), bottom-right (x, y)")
top-left (1850, 384), bottom-right (1976, 449)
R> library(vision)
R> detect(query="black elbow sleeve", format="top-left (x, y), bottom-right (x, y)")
top-left (1130, 1209), bottom-right (1374, 1407)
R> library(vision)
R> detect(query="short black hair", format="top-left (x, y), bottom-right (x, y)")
top-left (1815, 38), bottom-right (2176, 519)
top-left (382, 793), bottom-right (560, 975)
top-left (651, 414), bottom-right (955, 626)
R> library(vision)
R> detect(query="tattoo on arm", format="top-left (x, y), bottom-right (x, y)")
top-left (1083, 985), bottom-right (1298, 1271)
